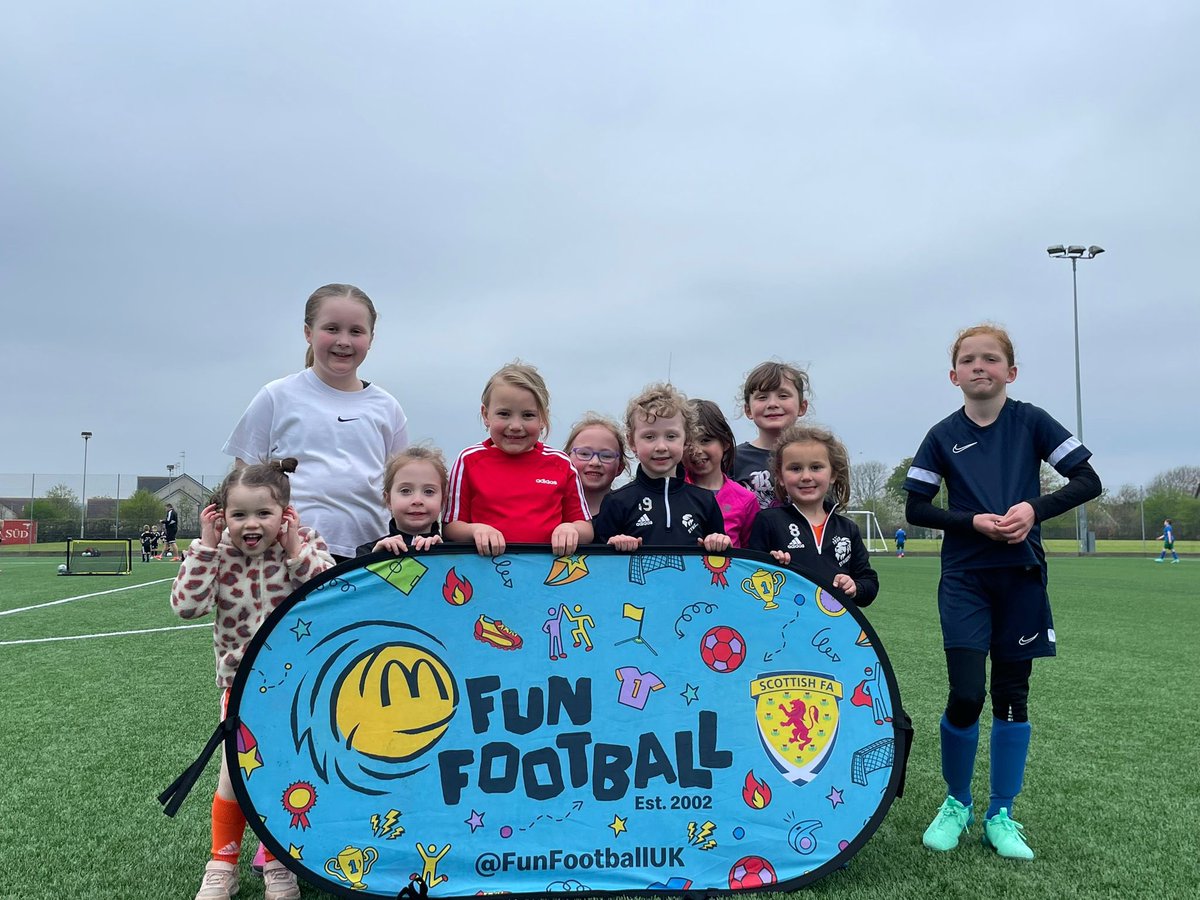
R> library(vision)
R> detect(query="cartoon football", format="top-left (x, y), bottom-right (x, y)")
top-left (728, 854), bottom-right (776, 890)
top-left (700, 625), bottom-right (746, 673)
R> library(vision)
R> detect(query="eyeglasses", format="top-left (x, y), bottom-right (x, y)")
top-left (569, 447), bottom-right (620, 464)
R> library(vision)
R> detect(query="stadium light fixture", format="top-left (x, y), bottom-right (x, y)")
top-left (1047, 244), bottom-right (1105, 553)
top-left (80, 431), bottom-right (92, 539)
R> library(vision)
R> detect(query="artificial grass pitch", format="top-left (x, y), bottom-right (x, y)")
top-left (0, 556), bottom-right (1196, 899)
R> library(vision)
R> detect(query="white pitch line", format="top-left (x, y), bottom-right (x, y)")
top-left (0, 622), bottom-right (210, 646)
top-left (0, 577), bottom-right (175, 617)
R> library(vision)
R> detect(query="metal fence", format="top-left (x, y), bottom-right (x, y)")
top-left (0, 472), bottom-right (225, 542)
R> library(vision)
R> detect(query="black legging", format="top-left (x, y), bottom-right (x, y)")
top-left (943, 648), bottom-right (1032, 727)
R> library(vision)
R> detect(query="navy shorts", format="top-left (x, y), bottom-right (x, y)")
top-left (937, 566), bottom-right (1056, 661)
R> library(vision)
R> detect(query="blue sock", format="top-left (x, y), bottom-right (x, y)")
top-left (988, 718), bottom-right (1031, 818)
top-left (940, 714), bottom-right (978, 807)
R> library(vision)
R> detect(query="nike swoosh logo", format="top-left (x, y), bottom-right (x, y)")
top-left (337, 416), bottom-right (360, 422)
top-left (952, 442), bottom-right (978, 453)
top-left (1018, 633), bottom-right (1039, 646)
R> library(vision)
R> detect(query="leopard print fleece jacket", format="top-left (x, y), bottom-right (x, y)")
top-left (171, 527), bottom-right (334, 688)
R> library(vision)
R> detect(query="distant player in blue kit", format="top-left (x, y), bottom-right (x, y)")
top-left (1155, 518), bottom-right (1179, 563)
top-left (894, 527), bottom-right (906, 557)
top-left (904, 324), bottom-right (1101, 860)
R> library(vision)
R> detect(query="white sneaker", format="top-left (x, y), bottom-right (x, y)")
top-left (263, 860), bottom-right (301, 900)
top-left (195, 860), bottom-right (239, 900)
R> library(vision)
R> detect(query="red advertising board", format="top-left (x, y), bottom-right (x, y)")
top-left (1, 519), bottom-right (38, 544)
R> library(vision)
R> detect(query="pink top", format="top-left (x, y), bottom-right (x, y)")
top-left (687, 474), bottom-right (759, 548)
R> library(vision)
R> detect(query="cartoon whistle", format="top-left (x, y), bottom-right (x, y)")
top-left (325, 845), bottom-right (378, 891)
top-left (741, 567), bottom-right (785, 610)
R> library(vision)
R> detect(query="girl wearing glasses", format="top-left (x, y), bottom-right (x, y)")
top-left (564, 414), bottom-right (629, 516)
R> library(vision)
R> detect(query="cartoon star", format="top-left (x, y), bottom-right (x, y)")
top-left (826, 786), bottom-right (844, 809)
top-left (288, 844), bottom-right (303, 860)
top-left (562, 555), bottom-right (589, 576)
top-left (290, 618), bottom-right (311, 640)
top-left (680, 683), bottom-right (700, 705)
top-left (237, 747), bottom-right (263, 778)
top-left (609, 815), bottom-right (628, 837)
top-left (465, 810), bottom-right (485, 833)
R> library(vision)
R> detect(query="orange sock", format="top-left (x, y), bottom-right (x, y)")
top-left (211, 795), bottom-right (246, 863)
top-left (263, 848), bottom-right (277, 863)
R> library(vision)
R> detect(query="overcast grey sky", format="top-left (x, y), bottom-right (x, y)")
top-left (3, 3), bottom-right (1197, 500)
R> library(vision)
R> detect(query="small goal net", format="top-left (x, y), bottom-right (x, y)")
top-left (65, 538), bottom-right (133, 575)
top-left (846, 510), bottom-right (889, 553)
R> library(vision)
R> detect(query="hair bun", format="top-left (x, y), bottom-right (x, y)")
top-left (272, 457), bottom-right (299, 474)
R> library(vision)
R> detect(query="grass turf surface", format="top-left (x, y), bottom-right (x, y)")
top-left (1, 556), bottom-right (1196, 899)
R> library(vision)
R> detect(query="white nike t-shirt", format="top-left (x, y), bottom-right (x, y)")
top-left (223, 369), bottom-right (409, 557)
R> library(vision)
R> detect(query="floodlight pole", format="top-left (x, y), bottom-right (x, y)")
top-left (1047, 244), bottom-right (1104, 554)
top-left (80, 431), bottom-right (92, 538)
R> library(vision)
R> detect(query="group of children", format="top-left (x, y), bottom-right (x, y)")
top-left (172, 284), bottom-right (1101, 900)
top-left (138, 524), bottom-right (172, 562)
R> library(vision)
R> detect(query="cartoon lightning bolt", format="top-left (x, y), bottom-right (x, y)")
top-left (687, 822), bottom-right (697, 843)
top-left (371, 814), bottom-right (381, 835)
top-left (701, 840), bottom-right (717, 851)
top-left (388, 824), bottom-right (406, 839)
top-left (696, 821), bottom-right (716, 843)
top-left (382, 809), bottom-right (401, 835)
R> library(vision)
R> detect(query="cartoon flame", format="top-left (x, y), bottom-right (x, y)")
top-left (742, 771), bottom-right (772, 809)
top-left (442, 567), bottom-right (473, 606)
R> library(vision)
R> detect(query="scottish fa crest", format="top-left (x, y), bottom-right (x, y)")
top-left (751, 672), bottom-right (843, 785)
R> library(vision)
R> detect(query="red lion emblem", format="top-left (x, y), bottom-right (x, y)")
top-left (778, 699), bottom-right (821, 751)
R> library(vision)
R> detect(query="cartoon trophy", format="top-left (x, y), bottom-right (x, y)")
top-left (741, 567), bottom-right (785, 611)
top-left (325, 845), bottom-right (378, 891)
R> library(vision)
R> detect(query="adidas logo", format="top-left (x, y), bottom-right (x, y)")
top-left (636, 513), bottom-right (653, 528)
top-left (535, 478), bottom-right (559, 485)
top-left (788, 537), bottom-right (804, 549)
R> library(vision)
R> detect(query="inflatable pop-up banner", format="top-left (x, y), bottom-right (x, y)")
top-left (162, 548), bottom-right (906, 897)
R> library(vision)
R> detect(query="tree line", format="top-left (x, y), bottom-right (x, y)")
top-left (852, 462), bottom-right (1200, 542)
top-left (17, 464), bottom-right (1200, 544)
top-left (22, 486), bottom-right (181, 543)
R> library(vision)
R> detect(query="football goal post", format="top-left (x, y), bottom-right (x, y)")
top-left (846, 510), bottom-right (889, 553)
top-left (65, 538), bottom-right (133, 575)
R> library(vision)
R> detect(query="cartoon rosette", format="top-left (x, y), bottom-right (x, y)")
top-left (219, 548), bottom-right (905, 897)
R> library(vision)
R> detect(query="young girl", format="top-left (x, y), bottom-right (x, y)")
top-left (171, 460), bottom-right (334, 900)
top-left (684, 400), bottom-right (759, 549)
top-left (223, 284), bottom-right (409, 561)
top-left (594, 384), bottom-right (730, 552)
top-left (730, 361), bottom-right (811, 509)
top-left (444, 362), bottom-right (593, 556)
top-left (747, 424), bottom-right (878, 605)
top-left (356, 446), bottom-right (447, 556)
top-left (904, 324), bottom-right (1101, 860)
top-left (564, 413), bottom-right (628, 517)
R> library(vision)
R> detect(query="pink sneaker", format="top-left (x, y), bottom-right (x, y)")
top-left (252, 842), bottom-right (267, 875)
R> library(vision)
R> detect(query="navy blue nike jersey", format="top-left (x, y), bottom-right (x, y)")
top-left (903, 399), bottom-right (1090, 571)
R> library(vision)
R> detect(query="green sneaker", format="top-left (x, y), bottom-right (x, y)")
top-left (922, 796), bottom-right (973, 851)
top-left (982, 808), bottom-right (1034, 860)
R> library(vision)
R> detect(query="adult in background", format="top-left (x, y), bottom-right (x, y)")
top-left (161, 503), bottom-right (180, 561)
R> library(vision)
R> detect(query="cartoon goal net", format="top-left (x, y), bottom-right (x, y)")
top-left (65, 538), bottom-right (133, 575)
top-left (850, 737), bottom-right (894, 785)
top-left (628, 553), bottom-right (685, 585)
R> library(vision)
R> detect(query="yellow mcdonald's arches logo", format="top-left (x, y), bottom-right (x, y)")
top-left (750, 672), bottom-right (843, 785)
top-left (333, 643), bottom-right (459, 761)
